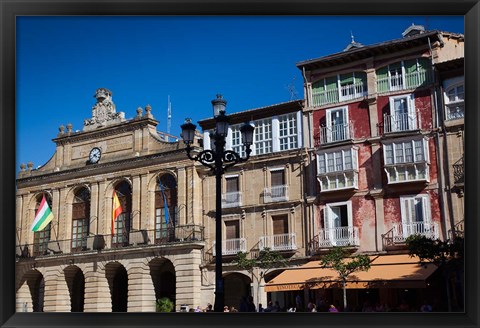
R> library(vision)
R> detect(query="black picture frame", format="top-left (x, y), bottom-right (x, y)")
top-left (1, 1), bottom-right (478, 328)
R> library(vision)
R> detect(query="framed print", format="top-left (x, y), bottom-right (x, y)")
top-left (1, 1), bottom-right (479, 328)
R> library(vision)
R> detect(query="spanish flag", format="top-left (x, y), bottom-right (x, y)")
top-left (112, 191), bottom-right (123, 235)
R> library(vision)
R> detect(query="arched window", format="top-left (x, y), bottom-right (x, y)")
top-left (155, 174), bottom-right (177, 244)
top-left (112, 181), bottom-right (132, 247)
top-left (445, 83), bottom-right (464, 120)
top-left (71, 187), bottom-right (90, 252)
top-left (33, 194), bottom-right (52, 256)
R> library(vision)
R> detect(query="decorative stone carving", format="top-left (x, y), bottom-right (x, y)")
top-left (83, 88), bottom-right (125, 131)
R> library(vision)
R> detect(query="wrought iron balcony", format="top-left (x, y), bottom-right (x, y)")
top-left (453, 157), bottom-right (464, 184)
top-left (263, 185), bottom-right (288, 203)
top-left (15, 224), bottom-right (205, 260)
top-left (212, 238), bottom-right (246, 256)
top-left (383, 112), bottom-right (421, 134)
top-left (314, 226), bottom-right (360, 249)
top-left (222, 191), bottom-right (242, 208)
top-left (317, 121), bottom-right (354, 145)
top-left (391, 221), bottom-right (439, 243)
top-left (259, 233), bottom-right (297, 251)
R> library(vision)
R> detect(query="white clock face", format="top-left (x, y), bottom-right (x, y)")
top-left (89, 147), bottom-right (101, 163)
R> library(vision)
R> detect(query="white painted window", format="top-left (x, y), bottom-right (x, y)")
top-left (325, 106), bottom-right (350, 142)
top-left (278, 113), bottom-right (298, 150)
top-left (386, 94), bottom-right (417, 132)
top-left (383, 138), bottom-right (429, 183)
top-left (445, 82), bottom-right (465, 120)
top-left (230, 124), bottom-right (245, 157)
top-left (400, 194), bottom-right (431, 224)
top-left (317, 147), bottom-right (358, 191)
top-left (254, 118), bottom-right (273, 155)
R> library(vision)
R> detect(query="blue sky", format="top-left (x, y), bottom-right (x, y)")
top-left (16, 16), bottom-right (464, 172)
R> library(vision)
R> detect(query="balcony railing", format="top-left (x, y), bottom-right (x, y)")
top-left (259, 233), bottom-right (297, 251)
top-left (392, 221), bottom-right (439, 243)
top-left (213, 238), bottom-right (247, 256)
top-left (15, 224), bottom-right (205, 260)
top-left (340, 82), bottom-right (368, 102)
top-left (453, 157), bottom-right (464, 184)
top-left (222, 191), bottom-right (242, 208)
top-left (383, 112), bottom-right (420, 134)
top-left (315, 226), bottom-right (360, 248)
top-left (311, 82), bottom-right (367, 107)
top-left (264, 185), bottom-right (288, 203)
top-left (377, 69), bottom-right (432, 94)
top-left (446, 103), bottom-right (465, 120)
top-left (318, 121), bottom-right (353, 145)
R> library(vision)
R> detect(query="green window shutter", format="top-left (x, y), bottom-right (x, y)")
top-left (354, 72), bottom-right (367, 92)
top-left (376, 66), bottom-right (388, 93)
top-left (404, 59), bottom-right (417, 88)
top-left (325, 76), bottom-right (338, 103)
top-left (340, 73), bottom-right (354, 85)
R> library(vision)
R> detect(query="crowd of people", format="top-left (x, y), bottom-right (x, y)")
top-left (188, 296), bottom-right (434, 313)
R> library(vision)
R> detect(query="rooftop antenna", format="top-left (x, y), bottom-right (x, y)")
top-left (286, 76), bottom-right (299, 101)
top-left (167, 95), bottom-right (172, 134)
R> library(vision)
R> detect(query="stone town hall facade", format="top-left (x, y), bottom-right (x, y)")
top-left (15, 88), bottom-right (207, 312)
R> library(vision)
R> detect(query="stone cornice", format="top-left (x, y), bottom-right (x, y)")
top-left (16, 147), bottom-right (190, 188)
top-left (53, 117), bottom-right (158, 145)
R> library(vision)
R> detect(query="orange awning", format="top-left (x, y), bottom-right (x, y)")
top-left (265, 254), bottom-right (437, 292)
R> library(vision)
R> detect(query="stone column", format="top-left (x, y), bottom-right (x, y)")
top-left (52, 188), bottom-right (61, 240)
top-left (16, 280), bottom-right (33, 312)
top-left (43, 268), bottom-right (71, 312)
top-left (174, 249), bottom-right (202, 311)
top-left (126, 261), bottom-right (156, 312)
top-left (97, 180), bottom-right (107, 235)
top-left (177, 168), bottom-right (187, 225)
top-left (84, 266), bottom-right (112, 312)
top-left (90, 182), bottom-right (99, 235)
top-left (140, 174), bottom-right (150, 230)
top-left (131, 175), bottom-right (142, 230)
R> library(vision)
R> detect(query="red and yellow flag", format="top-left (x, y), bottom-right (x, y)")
top-left (112, 191), bottom-right (123, 235)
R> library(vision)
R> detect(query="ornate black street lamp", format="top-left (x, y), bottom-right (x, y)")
top-left (181, 94), bottom-right (254, 312)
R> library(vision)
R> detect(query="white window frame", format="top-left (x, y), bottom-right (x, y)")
top-left (316, 147), bottom-right (358, 192)
top-left (383, 137), bottom-right (430, 184)
top-left (278, 113), bottom-right (298, 151)
top-left (444, 81), bottom-right (465, 120)
top-left (253, 118), bottom-right (273, 155)
top-left (388, 94), bottom-right (417, 132)
top-left (323, 201), bottom-right (354, 246)
top-left (400, 194), bottom-right (431, 224)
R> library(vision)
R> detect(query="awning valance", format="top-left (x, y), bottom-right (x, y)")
top-left (265, 254), bottom-right (437, 292)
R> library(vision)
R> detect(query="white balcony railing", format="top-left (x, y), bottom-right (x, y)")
top-left (446, 103), bottom-right (465, 120)
top-left (392, 221), bottom-right (439, 243)
top-left (213, 238), bottom-right (246, 256)
top-left (264, 185), bottom-right (288, 203)
top-left (317, 226), bottom-right (360, 248)
top-left (222, 191), bottom-right (242, 208)
top-left (383, 112), bottom-right (420, 133)
top-left (311, 81), bottom-right (367, 107)
top-left (339, 81), bottom-right (367, 102)
top-left (259, 233), bottom-right (297, 251)
top-left (377, 69), bottom-right (432, 94)
top-left (319, 121), bottom-right (353, 144)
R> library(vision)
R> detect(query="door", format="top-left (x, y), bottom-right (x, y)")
top-left (326, 108), bottom-right (348, 142)
top-left (327, 204), bottom-right (349, 246)
top-left (272, 215), bottom-right (289, 249)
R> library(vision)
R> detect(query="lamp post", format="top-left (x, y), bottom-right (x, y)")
top-left (181, 94), bottom-right (254, 312)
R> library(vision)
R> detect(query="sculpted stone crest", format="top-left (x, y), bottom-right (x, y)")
top-left (83, 88), bottom-right (125, 131)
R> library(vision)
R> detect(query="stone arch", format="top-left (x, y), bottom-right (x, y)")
top-left (223, 272), bottom-right (252, 311)
top-left (64, 265), bottom-right (86, 312)
top-left (149, 257), bottom-right (176, 308)
top-left (16, 269), bottom-right (45, 312)
top-left (105, 261), bottom-right (129, 312)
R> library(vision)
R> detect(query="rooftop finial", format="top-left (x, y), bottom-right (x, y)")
top-left (350, 30), bottom-right (355, 43)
